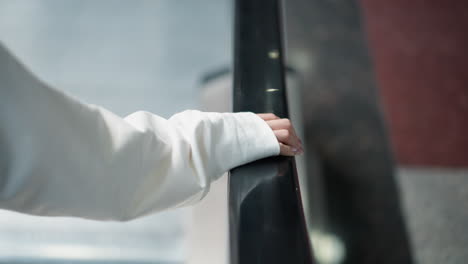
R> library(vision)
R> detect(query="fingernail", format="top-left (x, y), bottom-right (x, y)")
top-left (298, 147), bottom-right (304, 155)
top-left (292, 148), bottom-right (303, 155)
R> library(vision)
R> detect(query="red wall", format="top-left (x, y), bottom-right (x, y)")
top-left (360, 0), bottom-right (468, 167)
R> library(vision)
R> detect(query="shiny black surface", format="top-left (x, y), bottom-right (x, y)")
top-left (229, 0), bottom-right (314, 263)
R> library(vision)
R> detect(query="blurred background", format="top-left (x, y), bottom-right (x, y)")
top-left (0, 0), bottom-right (467, 264)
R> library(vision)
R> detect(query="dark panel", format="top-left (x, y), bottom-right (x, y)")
top-left (360, 0), bottom-right (468, 167)
top-left (229, 0), bottom-right (314, 263)
top-left (283, 0), bottom-right (413, 263)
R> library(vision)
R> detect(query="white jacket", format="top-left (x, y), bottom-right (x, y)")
top-left (0, 44), bottom-right (280, 221)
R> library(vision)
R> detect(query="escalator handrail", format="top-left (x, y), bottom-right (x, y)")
top-left (229, 0), bottom-right (314, 263)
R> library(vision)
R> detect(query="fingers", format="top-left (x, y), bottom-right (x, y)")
top-left (256, 113), bottom-right (303, 156)
top-left (274, 129), bottom-right (301, 149)
top-left (267, 118), bottom-right (301, 147)
top-left (279, 143), bottom-right (303, 156)
top-left (257, 113), bottom-right (280, 121)
top-left (266, 118), bottom-right (295, 132)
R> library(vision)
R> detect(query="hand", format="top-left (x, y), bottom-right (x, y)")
top-left (257, 113), bottom-right (303, 156)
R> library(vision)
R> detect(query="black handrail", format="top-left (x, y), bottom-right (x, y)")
top-left (229, 0), bottom-right (314, 263)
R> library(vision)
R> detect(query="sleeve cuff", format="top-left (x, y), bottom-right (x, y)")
top-left (167, 110), bottom-right (280, 183)
top-left (224, 112), bottom-right (280, 168)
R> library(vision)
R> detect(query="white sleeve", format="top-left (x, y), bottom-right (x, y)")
top-left (0, 44), bottom-right (280, 221)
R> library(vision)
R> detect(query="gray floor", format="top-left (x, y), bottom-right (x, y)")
top-left (398, 167), bottom-right (468, 264)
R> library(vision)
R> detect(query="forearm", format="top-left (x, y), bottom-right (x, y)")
top-left (0, 43), bottom-right (280, 221)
